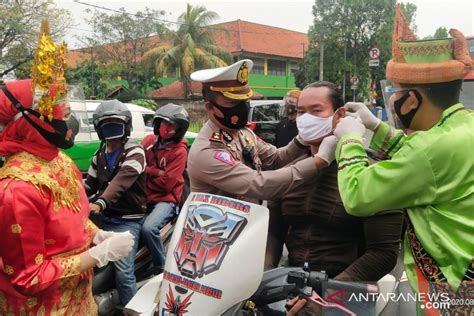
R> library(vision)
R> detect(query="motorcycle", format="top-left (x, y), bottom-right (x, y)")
top-left (89, 168), bottom-right (191, 315)
top-left (124, 193), bottom-right (416, 315)
top-left (92, 218), bottom-right (176, 315)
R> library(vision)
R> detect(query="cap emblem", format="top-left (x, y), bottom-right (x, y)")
top-left (237, 62), bottom-right (249, 84)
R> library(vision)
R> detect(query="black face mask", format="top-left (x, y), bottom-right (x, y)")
top-left (210, 100), bottom-right (249, 130)
top-left (1, 85), bottom-right (75, 149)
top-left (393, 89), bottom-right (422, 129)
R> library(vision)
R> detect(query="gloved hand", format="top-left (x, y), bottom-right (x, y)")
top-left (344, 102), bottom-right (381, 130)
top-left (334, 116), bottom-right (366, 139)
top-left (93, 229), bottom-right (119, 245)
top-left (314, 135), bottom-right (337, 165)
top-left (88, 231), bottom-right (134, 268)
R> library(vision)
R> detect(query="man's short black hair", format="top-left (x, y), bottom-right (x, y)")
top-left (400, 79), bottom-right (463, 109)
top-left (303, 81), bottom-right (344, 111)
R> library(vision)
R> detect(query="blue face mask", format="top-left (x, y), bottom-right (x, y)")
top-left (101, 122), bottom-right (125, 140)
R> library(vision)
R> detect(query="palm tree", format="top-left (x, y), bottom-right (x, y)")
top-left (143, 4), bottom-right (232, 99)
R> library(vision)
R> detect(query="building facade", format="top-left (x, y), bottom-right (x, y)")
top-left (149, 20), bottom-right (308, 99)
top-left (67, 20), bottom-right (308, 99)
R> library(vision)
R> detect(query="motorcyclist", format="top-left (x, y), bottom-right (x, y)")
top-left (84, 99), bottom-right (147, 306)
top-left (141, 103), bottom-right (189, 271)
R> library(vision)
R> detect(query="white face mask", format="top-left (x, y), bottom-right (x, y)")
top-left (296, 113), bottom-right (333, 142)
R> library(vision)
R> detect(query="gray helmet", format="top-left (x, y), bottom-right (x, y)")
top-left (93, 99), bottom-right (132, 140)
top-left (153, 103), bottom-right (189, 142)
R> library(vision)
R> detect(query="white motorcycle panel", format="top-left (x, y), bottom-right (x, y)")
top-left (158, 193), bottom-right (269, 315)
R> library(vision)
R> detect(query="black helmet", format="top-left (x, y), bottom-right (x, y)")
top-left (153, 103), bottom-right (189, 142)
top-left (93, 100), bottom-right (132, 141)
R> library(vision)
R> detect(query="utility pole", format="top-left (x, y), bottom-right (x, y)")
top-left (90, 46), bottom-right (96, 98)
top-left (319, 33), bottom-right (324, 81)
top-left (342, 36), bottom-right (347, 102)
top-left (302, 42), bottom-right (307, 84)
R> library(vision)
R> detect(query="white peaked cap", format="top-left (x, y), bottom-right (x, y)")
top-left (191, 59), bottom-right (254, 83)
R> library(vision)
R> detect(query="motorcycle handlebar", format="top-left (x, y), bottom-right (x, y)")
top-left (248, 267), bottom-right (380, 309)
top-left (327, 278), bottom-right (378, 295)
top-left (289, 269), bottom-right (379, 296)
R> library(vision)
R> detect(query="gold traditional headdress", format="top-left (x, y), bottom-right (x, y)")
top-left (31, 19), bottom-right (68, 121)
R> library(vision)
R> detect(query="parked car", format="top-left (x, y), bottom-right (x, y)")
top-left (247, 100), bottom-right (284, 145)
top-left (64, 100), bottom-right (197, 174)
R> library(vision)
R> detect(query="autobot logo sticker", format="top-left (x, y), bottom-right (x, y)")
top-left (174, 204), bottom-right (247, 279)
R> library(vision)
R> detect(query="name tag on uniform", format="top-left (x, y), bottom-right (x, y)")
top-left (213, 151), bottom-right (236, 166)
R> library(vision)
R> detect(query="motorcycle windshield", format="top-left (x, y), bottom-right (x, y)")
top-left (158, 193), bottom-right (269, 315)
top-left (66, 85), bottom-right (91, 142)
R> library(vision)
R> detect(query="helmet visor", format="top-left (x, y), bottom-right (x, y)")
top-left (101, 121), bottom-right (125, 140)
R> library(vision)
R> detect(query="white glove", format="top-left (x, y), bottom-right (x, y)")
top-left (344, 102), bottom-right (381, 131)
top-left (334, 116), bottom-right (366, 139)
top-left (93, 229), bottom-right (119, 245)
top-left (88, 231), bottom-right (134, 268)
top-left (315, 135), bottom-right (337, 165)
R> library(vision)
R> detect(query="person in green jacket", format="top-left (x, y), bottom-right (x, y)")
top-left (318, 7), bottom-right (474, 316)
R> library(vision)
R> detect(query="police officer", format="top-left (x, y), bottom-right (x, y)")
top-left (188, 59), bottom-right (337, 203)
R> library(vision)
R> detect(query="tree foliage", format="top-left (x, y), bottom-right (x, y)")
top-left (0, 0), bottom-right (72, 78)
top-left (142, 4), bottom-right (232, 99)
top-left (129, 98), bottom-right (157, 111)
top-left (81, 7), bottom-right (167, 91)
top-left (424, 27), bottom-right (449, 40)
top-left (65, 60), bottom-right (115, 99)
top-left (297, 0), bottom-right (402, 103)
top-left (433, 27), bottom-right (449, 39)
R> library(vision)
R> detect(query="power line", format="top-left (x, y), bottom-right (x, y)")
top-left (73, 0), bottom-right (309, 36)
top-left (67, 26), bottom-right (97, 34)
top-left (74, 0), bottom-right (180, 26)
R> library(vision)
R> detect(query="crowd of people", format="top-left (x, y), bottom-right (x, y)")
top-left (0, 7), bottom-right (473, 316)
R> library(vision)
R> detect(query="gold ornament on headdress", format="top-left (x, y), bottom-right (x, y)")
top-left (31, 19), bottom-right (68, 121)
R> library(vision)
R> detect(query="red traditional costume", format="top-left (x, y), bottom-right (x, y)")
top-left (0, 21), bottom-right (98, 316)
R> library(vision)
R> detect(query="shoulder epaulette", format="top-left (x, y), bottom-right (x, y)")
top-left (209, 132), bottom-right (224, 143)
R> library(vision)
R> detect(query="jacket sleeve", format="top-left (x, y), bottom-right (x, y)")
top-left (265, 199), bottom-right (287, 270)
top-left (274, 121), bottom-right (284, 146)
top-left (257, 134), bottom-right (309, 170)
top-left (370, 122), bottom-right (407, 158)
top-left (335, 133), bottom-right (437, 216)
top-left (335, 211), bottom-right (403, 282)
top-left (84, 153), bottom-right (100, 196)
top-left (190, 147), bottom-right (317, 201)
top-left (0, 184), bottom-right (83, 296)
top-left (147, 146), bottom-right (187, 194)
top-left (141, 136), bottom-right (162, 178)
top-left (98, 145), bottom-right (146, 208)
